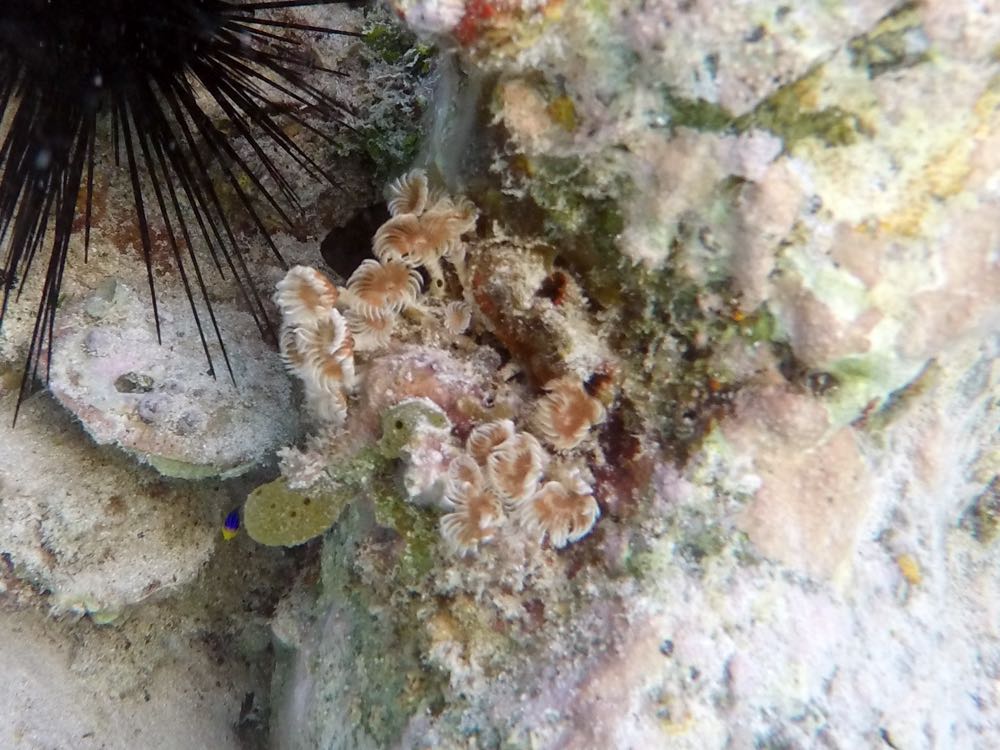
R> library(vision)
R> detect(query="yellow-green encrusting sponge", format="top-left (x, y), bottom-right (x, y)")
top-left (377, 398), bottom-right (451, 459)
top-left (243, 478), bottom-right (349, 547)
top-left (245, 399), bottom-right (450, 547)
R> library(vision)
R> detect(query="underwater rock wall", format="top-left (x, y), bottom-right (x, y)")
top-left (0, 1), bottom-right (995, 748)
top-left (266, 1), bottom-right (1000, 748)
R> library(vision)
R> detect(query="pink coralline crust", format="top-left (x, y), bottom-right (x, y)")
top-left (771, 276), bottom-right (882, 370)
top-left (724, 382), bottom-right (872, 580)
top-left (897, 204), bottom-right (1000, 362)
top-left (920, 0), bottom-right (1000, 60)
top-left (360, 345), bottom-right (494, 435)
top-left (730, 160), bottom-right (802, 309)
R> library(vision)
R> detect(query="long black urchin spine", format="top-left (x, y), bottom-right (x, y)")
top-left (0, 0), bottom-right (358, 420)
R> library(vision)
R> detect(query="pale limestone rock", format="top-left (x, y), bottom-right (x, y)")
top-left (921, 0), bottom-right (1000, 61)
top-left (723, 383), bottom-right (872, 580)
top-left (0, 392), bottom-right (218, 618)
top-left (0, 608), bottom-right (244, 750)
top-left (47, 282), bottom-right (296, 479)
top-left (730, 159), bottom-right (804, 308)
top-left (619, 0), bottom-right (898, 115)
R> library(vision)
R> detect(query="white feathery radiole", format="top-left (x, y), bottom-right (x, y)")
top-left (533, 376), bottom-right (606, 451)
top-left (466, 419), bottom-right (515, 465)
top-left (386, 168), bottom-right (429, 216)
top-left (485, 431), bottom-right (548, 507)
top-left (345, 258), bottom-right (422, 316)
top-left (273, 265), bottom-right (341, 327)
top-left (518, 475), bottom-right (600, 549)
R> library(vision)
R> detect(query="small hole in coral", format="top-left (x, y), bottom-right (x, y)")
top-left (289, 510), bottom-right (297, 518)
top-left (435, 279), bottom-right (444, 287)
top-left (537, 271), bottom-right (569, 305)
top-left (395, 420), bottom-right (404, 430)
top-left (303, 498), bottom-right (312, 506)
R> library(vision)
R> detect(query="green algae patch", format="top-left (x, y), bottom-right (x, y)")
top-left (317, 504), bottom-right (448, 746)
top-left (823, 352), bottom-right (928, 428)
top-left (244, 478), bottom-right (348, 547)
top-left (848, 4), bottom-right (929, 78)
top-left (360, 125), bottom-right (423, 180)
top-left (372, 489), bottom-right (440, 585)
top-left (665, 95), bottom-right (734, 132)
top-left (364, 446), bottom-right (446, 588)
top-left (968, 477), bottom-right (1000, 544)
top-left (547, 95), bottom-right (578, 132)
top-left (377, 398), bottom-right (450, 460)
top-left (735, 68), bottom-right (861, 149)
top-left (145, 454), bottom-right (255, 480)
top-left (331, 14), bottom-right (436, 180)
top-left (362, 22), bottom-right (433, 67)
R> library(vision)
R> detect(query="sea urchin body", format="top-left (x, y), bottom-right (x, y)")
top-left (0, 1), bottom-right (355, 415)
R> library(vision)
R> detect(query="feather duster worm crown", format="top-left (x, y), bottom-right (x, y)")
top-left (0, 1), bottom-right (355, 418)
top-left (518, 478), bottom-right (600, 549)
top-left (534, 376), bottom-right (607, 451)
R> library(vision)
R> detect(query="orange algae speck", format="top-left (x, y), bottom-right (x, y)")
top-left (896, 554), bottom-right (922, 585)
top-left (454, 0), bottom-right (498, 46)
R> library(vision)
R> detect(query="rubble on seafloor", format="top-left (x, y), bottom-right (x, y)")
top-left (0, 1), bottom-right (997, 749)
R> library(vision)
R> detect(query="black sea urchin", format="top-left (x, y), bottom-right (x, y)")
top-left (0, 0), bottom-right (356, 417)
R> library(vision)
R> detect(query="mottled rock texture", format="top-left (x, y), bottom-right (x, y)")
top-left (271, 2), bottom-right (1000, 748)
